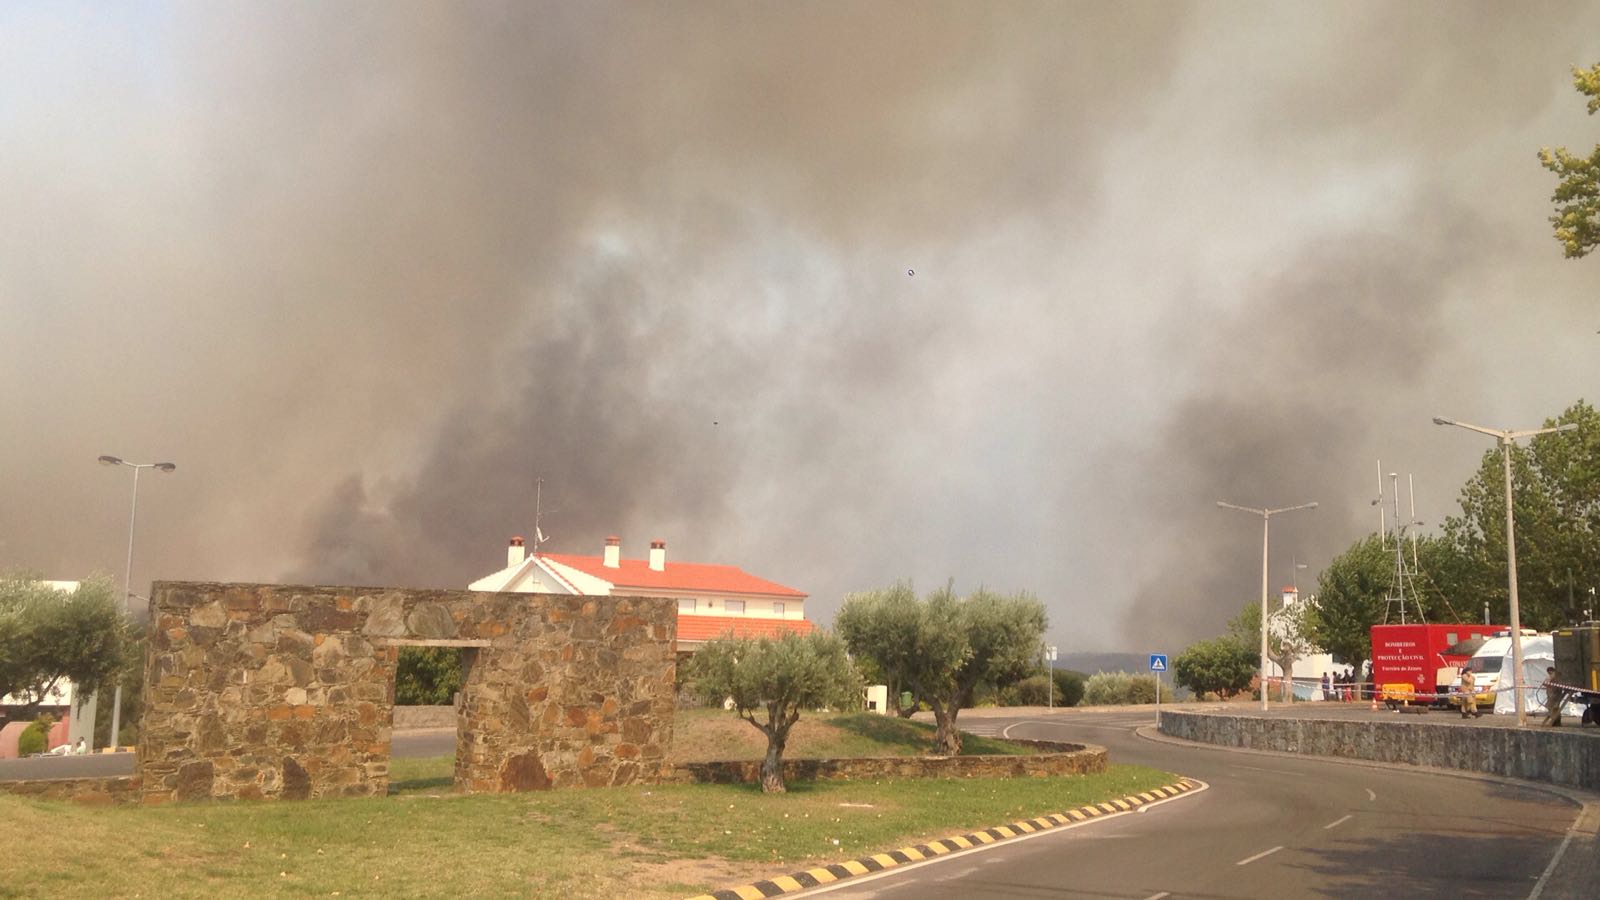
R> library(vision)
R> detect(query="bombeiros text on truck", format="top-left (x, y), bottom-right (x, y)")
top-left (1370, 623), bottom-right (1504, 709)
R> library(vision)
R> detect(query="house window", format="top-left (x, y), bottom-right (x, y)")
top-left (773, 602), bottom-right (785, 617)
top-left (725, 600), bottom-right (746, 614)
top-left (678, 598), bottom-right (696, 614)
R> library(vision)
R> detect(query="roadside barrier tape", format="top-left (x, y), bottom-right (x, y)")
top-left (1373, 683), bottom-right (1597, 703)
top-left (1545, 682), bottom-right (1600, 698)
top-left (683, 779), bottom-right (1202, 900)
top-left (1295, 679), bottom-right (1600, 703)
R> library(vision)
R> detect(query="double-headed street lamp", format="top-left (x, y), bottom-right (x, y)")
top-left (1431, 416), bottom-right (1578, 726)
top-left (98, 455), bottom-right (176, 748)
top-left (1218, 500), bottom-right (1318, 712)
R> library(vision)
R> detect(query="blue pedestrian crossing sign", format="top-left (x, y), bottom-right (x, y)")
top-left (1149, 654), bottom-right (1168, 672)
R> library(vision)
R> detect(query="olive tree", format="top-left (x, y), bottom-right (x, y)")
top-left (0, 573), bottom-right (131, 722)
top-left (838, 582), bottom-right (1047, 756)
top-left (685, 630), bottom-right (859, 793)
top-left (834, 582), bottom-right (922, 718)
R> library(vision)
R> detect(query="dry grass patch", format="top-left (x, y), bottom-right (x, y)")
top-left (670, 709), bottom-right (1041, 762)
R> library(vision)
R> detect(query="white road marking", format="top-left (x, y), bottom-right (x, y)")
top-left (1000, 720), bottom-right (1137, 737)
top-left (1528, 830), bottom-right (1576, 899)
top-left (1235, 845), bottom-right (1284, 866)
top-left (1365, 788), bottom-right (1376, 802)
top-left (797, 780), bottom-right (1211, 895)
top-left (1323, 814), bottom-right (1352, 830)
top-left (1232, 764), bottom-right (1292, 774)
top-left (1143, 893), bottom-right (1171, 900)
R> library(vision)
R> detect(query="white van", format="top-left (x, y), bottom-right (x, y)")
top-left (1451, 633), bottom-right (1562, 714)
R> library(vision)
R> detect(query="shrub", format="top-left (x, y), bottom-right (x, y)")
top-left (1082, 671), bottom-right (1161, 706)
top-left (1011, 675), bottom-right (1051, 706)
top-left (1053, 669), bottom-right (1086, 707)
top-left (395, 647), bottom-right (463, 706)
top-left (17, 715), bottom-right (53, 756)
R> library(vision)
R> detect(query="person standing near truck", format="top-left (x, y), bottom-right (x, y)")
top-left (1460, 666), bottom-right (1479, 719)
top-left (1542, 666), bottom-right (1565, 727)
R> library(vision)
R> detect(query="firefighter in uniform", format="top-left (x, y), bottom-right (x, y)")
top-left (1542, 666), bottom-right (1564, 727)
top-left (1460, 667), bottom-right (1479, 719)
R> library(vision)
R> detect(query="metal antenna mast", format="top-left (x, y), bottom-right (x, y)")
top-left (533, 477), bottom-right (546, 552)
top-left (1383, 472), bottom-right (1425, 625)
top-left (1408, 474), bottom-right (1421, 573)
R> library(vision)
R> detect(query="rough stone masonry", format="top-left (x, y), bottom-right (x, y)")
top-left (137, 582), bottom-right (676, 803)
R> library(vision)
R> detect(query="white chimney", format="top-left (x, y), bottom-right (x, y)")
top-left (603, 535), bottom-right (621, 568)
top-left (508, 536), bottom-right (526, 568)
top-left (649, 540), bottom-right (666, 572)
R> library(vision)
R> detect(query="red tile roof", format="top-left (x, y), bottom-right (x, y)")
top-left (539, 554), bottom-right (806, 599)
top-left (675, 614), bottom-right (816, 643)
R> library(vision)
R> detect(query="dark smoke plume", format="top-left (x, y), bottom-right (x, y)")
top-left (2, 4), bottom-right (1597, 654)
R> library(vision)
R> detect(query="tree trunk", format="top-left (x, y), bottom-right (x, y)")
top-left (930, 701), bottom-right (961, 755)
top-left (760, 732), bottom-right (788, 793)
top-left (1275, 652), bottom-right (1296, 702)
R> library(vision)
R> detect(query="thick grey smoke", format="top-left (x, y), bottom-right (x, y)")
top-left (1116, 210), bottom-right (1496, 645)
top-left (2, 4), bottom-right (1597, 651)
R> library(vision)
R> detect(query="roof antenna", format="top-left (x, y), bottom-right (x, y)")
top-left (533, 477), bottom-right (550, 552)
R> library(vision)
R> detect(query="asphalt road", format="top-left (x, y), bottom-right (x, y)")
top-left (0, 728), bottom-right (455, 782)
top-left (805, 709), bottom-right (1596, 900)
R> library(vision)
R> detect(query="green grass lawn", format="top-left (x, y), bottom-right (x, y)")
top-left (1, 712), bottom-right (1171, 898)
top-left (1, 764), bottom-right (1177, 898)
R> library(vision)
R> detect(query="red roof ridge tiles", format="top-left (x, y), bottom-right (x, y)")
top-left (675, 614), bottom-right (816, 642)
top-left (539, 553), bottom-right (806, 599)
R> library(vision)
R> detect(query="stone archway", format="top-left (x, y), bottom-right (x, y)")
top-left (136, 582), bottom-right (675, 802)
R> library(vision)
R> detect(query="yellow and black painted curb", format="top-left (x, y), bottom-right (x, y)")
top-left (687, 778), bottom-right (1200, 900)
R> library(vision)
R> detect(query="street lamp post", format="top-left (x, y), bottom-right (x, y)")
top-left (1432, 416), bottom-right (1578, 726)
top-left (98, 455), bottom-right (176, 749)
top-left (1218, 500), bottom-right (1318, 712)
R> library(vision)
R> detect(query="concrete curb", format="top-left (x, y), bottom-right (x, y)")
top-left (684, 778), bottom-right (1203, 900)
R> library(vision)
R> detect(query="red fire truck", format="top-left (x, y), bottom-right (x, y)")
top-left (1370, 623), bottom-right (1505, 707)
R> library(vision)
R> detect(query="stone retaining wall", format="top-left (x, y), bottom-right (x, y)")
top-left (662, 741), bottom-right (1106, 785)
top-left (4, 743), bottom-right (1105, 805)
top-left (0, 775), bottom-right (140, 805)
top-left (393, 705), bottom-right (457, 730)
top-left (1160, 709), bottom-right (1600, 790)
top-left (139, 582), bottom-right (676, 803)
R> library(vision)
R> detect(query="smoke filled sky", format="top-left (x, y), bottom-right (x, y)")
top-left (2, 2), bottom-right (1597, 652)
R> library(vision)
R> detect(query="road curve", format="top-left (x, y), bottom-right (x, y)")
top-left (804, 709), bottom-right (1590, 900)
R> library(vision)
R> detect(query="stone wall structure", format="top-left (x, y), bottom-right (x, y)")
top-left (0, 775), bottom-right (139, 805)
top-left (1160, 709), bottom-right (1600, 790)
top-left (663, 740), bottom-right (1106, 785)
top-left (138, 582), bottom-right (675, 803)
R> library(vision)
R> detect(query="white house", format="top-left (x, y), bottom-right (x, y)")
top-left (468, 536), bottom-right (814, 654)
top-left (1266, 587), bottom-right (1338, 693)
